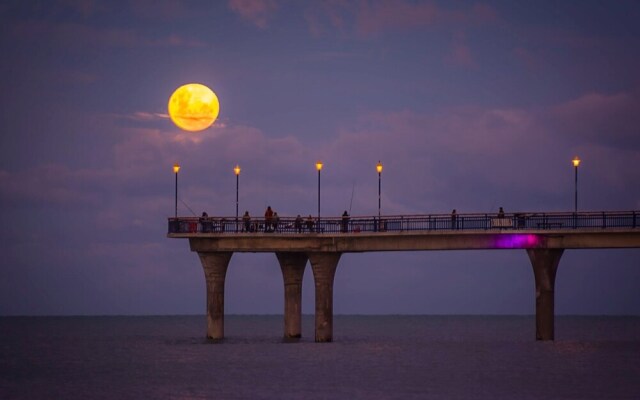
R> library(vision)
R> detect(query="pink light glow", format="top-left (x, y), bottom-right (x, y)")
top-left (494, 234), bottom-right (541, 249)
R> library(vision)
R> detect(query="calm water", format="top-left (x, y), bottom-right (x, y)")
top-left (1, 315), bottom-right (639, 399)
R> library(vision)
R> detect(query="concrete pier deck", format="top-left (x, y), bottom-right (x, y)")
top-left (168, 211), bottom-right (640, 342)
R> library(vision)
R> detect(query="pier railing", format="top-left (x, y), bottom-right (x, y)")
top-left (168, 210), bottom-right (638, 235)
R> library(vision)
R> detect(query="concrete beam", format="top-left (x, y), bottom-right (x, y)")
top-left (186, 230), bottom-right (640, 253)
top-left (276, 252), bottom-right (308, 340)
top-left (527, 249), bottom-right (564, 341)
top-left (308, 252), bottom-right (342, 343)
top-left (198, 252), bottom-right (233, 341)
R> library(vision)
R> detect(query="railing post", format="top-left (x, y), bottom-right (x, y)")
top-left (602, 212), bottom-right (606, 229)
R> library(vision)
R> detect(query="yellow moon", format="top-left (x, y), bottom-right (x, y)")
top-left (168, 83), bottom-right (219, 131)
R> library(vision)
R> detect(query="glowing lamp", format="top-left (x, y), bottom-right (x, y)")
top-left (572, 157), bottom-right (581, 167)
top-left (234, 165), bottom-right (241, 176)
top-left (316, 161), bottom-right (323, 171)
top-left (376, 161), bottom-right (383, 174)
top-left (172, 163), bottom-right (180, 218)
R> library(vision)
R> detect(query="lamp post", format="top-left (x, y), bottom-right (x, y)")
top-left (316, 161), bottom-right (323, 222)
top-left (234, 165), bottom-right (241, 232)
top-left (572, 156), bottom-right (580, 213)
top-left (376, 161), bottom-right (383, 218)
top-left (173, 163), bottom-right (180, 218)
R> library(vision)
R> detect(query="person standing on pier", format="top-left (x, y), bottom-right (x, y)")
top-left (306, 215), bottom-right (314, 232)
top-left (341, 211), bottom-right (350, 233)
top-left (265, 206), bottom-right (274, 232)
top-left (243, 211), bottom-right (251, 232)
top-left (451, 209), bottom-right (457, 230)
top-left (295, 215), bottom-right (303, 233)
top-left (200, 212), bottom-right (211, 233)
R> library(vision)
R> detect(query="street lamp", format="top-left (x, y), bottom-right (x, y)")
top-left (376, 161), bottom-right (383, 218)
top-left (572, 156), bottom-right (580, 213)
top-left (173, 163), bottom-right (180, 218)
top-left (316, 161), bottom-right (323, 222)
top-left (234, 165), bottom-right (241, 232)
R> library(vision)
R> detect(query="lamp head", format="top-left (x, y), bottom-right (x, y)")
top-left (376, 161), bottom-right (383, 174)
top-left (572, 156), bottom-right (581, 167)
top-left (173, 163), bottom-right (180, 174)
top-left (234, 165), bottom-right (241, 176)
top-left (315, 161), bottom-right (323, 171)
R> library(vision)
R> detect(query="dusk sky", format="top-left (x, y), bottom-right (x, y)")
top-left (1, 0), bottom-right (639, 316)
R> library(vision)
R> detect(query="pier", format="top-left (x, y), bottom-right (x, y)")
top-left (167, 210), bottom-right (640, 342)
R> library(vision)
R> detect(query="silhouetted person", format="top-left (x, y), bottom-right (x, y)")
top-left (341, 210), bottom-right (350, 233)
top-left (451, 209), bottom-right (457, 229)
top-left (295, 215), bottom-right (303, 233)
top-left (498, 207), bottom-right (505, 219)
top-left (306, 215), bottom-right (314, 232)
top-left (265, 206), bottom-right (274, 232)
top-left (200, 211), bottom-right (211, 233)
top-left (243, 211), bottom-right (251, 232)
top-left (272, 212), bottom-right (280, 232)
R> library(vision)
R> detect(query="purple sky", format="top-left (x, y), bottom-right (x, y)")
top-left (1, 0), bottom-right (639, 316)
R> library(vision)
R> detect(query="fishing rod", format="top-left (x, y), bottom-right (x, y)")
top-left (349, 181), bottom-right (355, 214)
top-left (179, 197), bottom-right (198, 216)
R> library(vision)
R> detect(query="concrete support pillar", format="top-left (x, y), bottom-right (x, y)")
top-left (276, 252), bottom-right (308, 339)
top-left (198, 252), bottom-right (233, 341)
top-left (526, 249), bottom-right (564, 341)
top-left (308, 252), bottom-right (342, 342)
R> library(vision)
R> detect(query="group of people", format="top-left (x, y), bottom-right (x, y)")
top-left (203, 207), bottom-right (512, 233)
top-left (293, 214), bottom-right (317, 233)
top-left (242, 207), bottom-right (281, 232)
top-left (239, 208), bottom-right (352, 233)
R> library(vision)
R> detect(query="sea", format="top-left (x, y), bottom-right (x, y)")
top-left (1, 315), bottom-right (639, 399)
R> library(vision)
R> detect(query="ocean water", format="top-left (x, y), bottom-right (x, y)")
top-left (1, 315), bottom-right (639, 400)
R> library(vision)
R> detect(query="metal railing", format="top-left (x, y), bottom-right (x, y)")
top-left (168, 211), bottom-right (638, 235)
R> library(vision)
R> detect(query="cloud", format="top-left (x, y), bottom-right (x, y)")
top-left (127, 112), bottom-right (170, 121)
top-left (0, 164), bottom-right (107, 209)
top-left (321, 106), bottom-right (548, 213)
top-left (305, 0), bottom-right (499, 37)
top-left (318, 90), bottom-right (640, 213)
top-left (550, 91), bottom-right (640, 150)
top-left (444, 31), bottom-right (476, 67)
top-left (128, 0), bottom-right (194, 20)
top-left (512, 46), bottom-right (543, 71)
top-left (4, 86), bottom-right (638, 222)
top-left (355, 0), bottom-right (440, 36)
top-left (304, 0), bottom-right (351, 37)
top-left (58, 0), bottom-right (104, 18)
top-left (228, 0), bottom-right (278, 29)
top-left (9, 20), bottom-right (206, 50)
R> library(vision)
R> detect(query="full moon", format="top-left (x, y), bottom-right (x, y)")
top-left (168, 83), bottom-right (220, 132)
